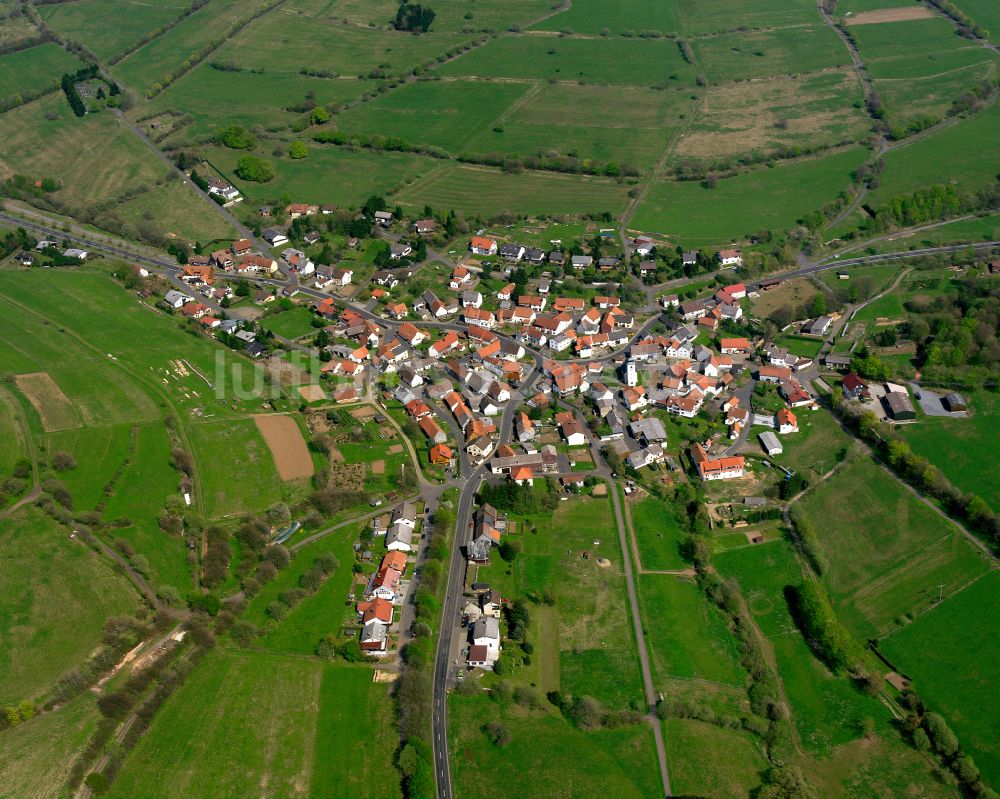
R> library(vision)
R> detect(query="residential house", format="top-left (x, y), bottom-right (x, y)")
top-left (469, 236), bottom-right (498, 256)
top-left (691, 443), bottom-right (744, 481)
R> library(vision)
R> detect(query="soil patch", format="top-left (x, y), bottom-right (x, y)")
top-left (14, 372), bottom-right (81, 431)
top-left (370, 459), bottom-right (385, 474)
top-left (388, 444), bottom-right (404, 455)
top-left (253, 413), bottom-right (314, 481)
top-left (349, 406), bottom-right (376, 421)
top-left (845, 7), bottom-right (933, 24)
top-left (297, 384), bottom-right (327, 402)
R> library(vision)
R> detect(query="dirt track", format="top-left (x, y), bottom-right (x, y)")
top-left (253, 414), bottom-right (314, 481)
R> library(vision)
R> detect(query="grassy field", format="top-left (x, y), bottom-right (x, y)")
top-left (146, 65), bottom-right (371, 143)
top-left (770, 408), bottom-right (854, 478)
top-left (868, 100), bottom-right (1000, 205)
top-left (797, 458), bottom-right (990, 638)
top-left (448, 692), bottom-right (662, 799)
top-left (865, 211), bottom-right (1000, 251)
top-left (395, 163), bottom-right (631, 219)
top-left (881, 571), bottom-right (1000, 786)
top-left (335, 78), bottom-right (529, 152)
top-left (0, 93), bottom-right (169, 214)
top-left (435, 35), bottom-right (697, 86)
top-left (471, 491), bottom-right (644, 709)
top-left (217, 14), bottom-right (471, 79)
top-left (532, 0), bottom-right (681, 34)
top-left (664, 719), bottom-right (768, 799)
top-left (111, 0), bottom-right (262, 94)
top-left (206, 143), bottom-right (434, 206)
top-left (638, 575), bottom-right (745, 688)
top-left (39, 0), bottom-right (188, 61)
top-left (296, 0), bottom-right (555, 32)
top-left (776, 334), bottom-right (825, 359)
top-left (0, 507), bottom-right (140, 705)
top-left (675, 70), bottom-right (870, 163)
top-left (0, 42), bottom-right (83, 108)
top-left (109, 649), bottom-right (401, 799)
top-left (0, 695), bottom-right (103, 799)
top-left (108, 177), bottom-right (237, 244)
top-left (675, 0), bottom-right (822, 34)
top-left (465, 83), bottom-right (694, 173)
top-left (691, 25), bottom-right (851, 83)
top-left (189, 417), bottom-right (303, 518)
top-left (716, 539), bottom-right (888, 753)
top-left (628, 493), bottom-right (689, 570)
top-left (260, 306), bottom-right (318, 339)
top-left (0, 387), bottom-right (28, 478)
top-left (951, 0), bottom-right (1000, 40)
top-left (634, 147), bottom-right (867, 245)
top-left (900, 390), bottom-right (1000, 511)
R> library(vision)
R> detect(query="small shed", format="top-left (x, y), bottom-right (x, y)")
top-left (943, 392), bottom-right (967, 413)
top-left (758, 431), bottom-right (783, 456)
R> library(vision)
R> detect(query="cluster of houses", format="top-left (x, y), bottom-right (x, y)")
top-left (355, 502), bottom-right (420, 656)
top-left (462, 503), bottom-right (510, 670)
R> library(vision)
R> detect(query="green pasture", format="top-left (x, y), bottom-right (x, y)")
top-left (260, 306), bottom-right (317, 339)
top-left (448, 692), bottom-right (662, 799)
top-left (900, 390), bottom-right (1000, 511)
top-left (0, 42), bottom-right (83, 107)
top-left (0, 695), bottom-right (103, 799)
top-left (770, 408), bottom-right (853, 478)
top-left (881, 571), bottom-right (1000, 786)
top-left (207, 143), bottom-right (434, 206)
top-left (218, 14), bottom-right (471, 78)
top-left (0, 93), bottom-right (170, 217)
top-left (335, 78), bottom-right (529, 152)
top-left (39, 0), bottom-right (187, 61)
top-left (435, 35), bottom-right (697, 86)
top-left (638, 575), bottom-right (745, 688)
top-left (849, 16), bottom-right (977, 62)
top-left (950, 0), bottom-right (1000, 39)
top-left (0, 388), bottom-right (27, 477)
top-left (665, 719), bottom-right (768, 799)
top-left (189, 417), bottom-right (299, 518)
top-left (108, 178), bottom-right (238, 244)
top-left (108, 649), bottom-right (400, 799)
top-left (868, 90), bottom-right (1000, 204)
top-left (45, 423), bottom-right (136, 510)
top-left (865, 212), bottom-right (1000, 251)
top-left (112, 0), bottom-right (255, 94)
top-left (836, 0), bottom-right (914, 14)
top-left (465, 83), bottom-right (694, 172)
top-left (628, 493), bottom-right (689, 570)
top-left (532, 0), bottom-right (681, 34)
top-left (395, 163), bottom-right (631, 219)
top-left (692, 25), bottom-right (850, 83)
top-left (776, 334), bottom-right (824, 358)
top-left (0, 507), bottom-right (140, 706)
top-left (716, 539), bottom-right (888, 753)
top-left (797, 457), bottom-right (990, 638)
top-left (633, 147), bottom-right (867, 245)
top-left (148, 66), bottom-right (370, 143)
top-left (676, 0), bottom-right (822, 34)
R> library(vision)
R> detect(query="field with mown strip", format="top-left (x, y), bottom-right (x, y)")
top-left (448, 692), bottom-right (662, 799)
top-left (715, 539), bottom-right (888, 753)
top-left (435, 35), bottom-right (697, 86)
top-left (532, 0), bottom-right (681, 34)
top-left (633, 147), bottom-right (867, 244)
top-left (395, 163), bottom-right (631, 218)
top-left (881, 571), bottom-right (1000, 786)
top-left (691, 25), bottom-right (851, 83)
top-left (111, 0), bottom-right (262, 94)
top-left (629, 493), bottom-right (689, 570)
top-left (108, 649), bottom-right (401, 799)
top-left (798, 457), bottom-right (990, 637)
top-left (0, 93), bottom-right (169, 214)
top-left (638, 575), bottom-right (745, 687)
top-left (334, 79), bottom-right (529, 152)
top-left (900, 390), bottom-right (1000, 511)
top-left (0, 507), bottom-right (141, 706)
top-left (0, 696), bottom-right (103, 799)
top-left (664, 719), bottom-right (768, 799)
top-left (0, 42), bottom-right (83, 107)
top-left (39, 0), bottom-right (188, 61)
top-left (675, 0), bottom-right (823, 34)
top-left (0, 387), bottom-right (28, 478)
